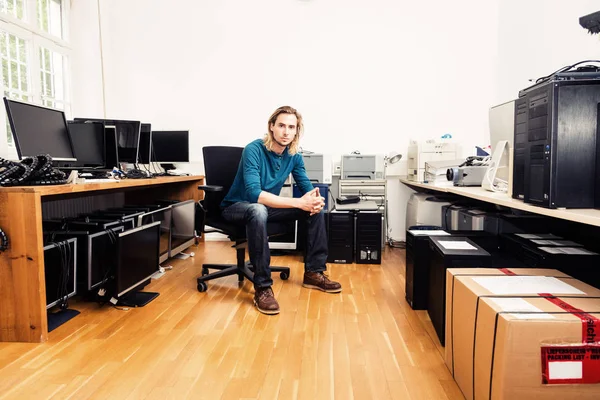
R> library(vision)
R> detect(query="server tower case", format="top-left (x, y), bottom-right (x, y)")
top-left (428, 236), bottom-right (491, 345)
top-left (356, 211), bottom-right (382, 264)
top-left (513, 78), bottom-right (600, 208)
top-left (327, 211), bottom-right (354, 263)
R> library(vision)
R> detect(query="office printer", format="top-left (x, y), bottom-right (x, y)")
top-left (301, 153), bottom-right (332, 184)
top-left (341, 154), bottom-right (384, 180)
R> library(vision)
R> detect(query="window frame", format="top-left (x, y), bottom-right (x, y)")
top-left (0, 0), bottom-right (70, 158)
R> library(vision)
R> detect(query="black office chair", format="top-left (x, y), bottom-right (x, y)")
top-left (196, 146), bottom-right (290, 292)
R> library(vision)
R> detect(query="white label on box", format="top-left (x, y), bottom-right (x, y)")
top-left (548, 361), bottom-right (583, 380)
top-left (471, 276), bottom-right (585, 295)
top-left (438, 241), bottom-right (477, 250)
top-left (489, 298), bottom-right (555, 319)
top-left (409, 230), bottom-right (450, 236)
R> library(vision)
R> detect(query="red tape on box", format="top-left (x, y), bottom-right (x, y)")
top-left (539, 294), bottom-right (600, 384)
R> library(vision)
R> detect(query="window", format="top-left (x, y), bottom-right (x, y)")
top-left (0, 0), bottom-right (70, 156)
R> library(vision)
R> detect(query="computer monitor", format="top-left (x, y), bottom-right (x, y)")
top-left (115, 221), bottom-right (161, 306)
top-left (170, 200), bottom-right (196, 256)
top-left (89, 227), bottom-right (123, 291)
top-left (151, 130), bottom-right (190, 163)
top-left (4, 97), bottom-right (76, 161)
top-left (137, 206), bottom-right (172, 262)
top-left (104, 126), bottom-right (119, 169)
top-left (44, 238), bottom-right (77, 309)
top-left (489, 100), bottom-right (515, 150)
top-left (74, 118), bottom-right (141, 164)
top-left (67, 121), bottom-right (105, 168)
top-left (138, 123), bottom-right (152, 164)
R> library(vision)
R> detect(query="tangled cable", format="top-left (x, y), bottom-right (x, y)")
top-left (0, 155), bottom-right (67, 186)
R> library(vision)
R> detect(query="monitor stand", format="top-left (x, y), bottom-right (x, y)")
top-left (116, 291), bottom-right (159, 307)
top-left (47, 308), bottom-right (80, 332)
top-left (160, 163), bottom-right (176, 172)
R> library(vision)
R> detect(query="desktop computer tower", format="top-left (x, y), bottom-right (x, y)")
top-left (356, 211), bottom-right (382, 264)
top-left (513, 77), bottom-right (600, 208)
top-left (327, 211), bottom-right (354, 263)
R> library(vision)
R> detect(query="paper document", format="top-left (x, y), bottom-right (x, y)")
top-left (515, 233), bottom-right (562, 240)
top-left (531, 240), bottom-right (582, 247)
top-left (471, 276), bottom-right (585, 295)
top-left (409, 230), bottom-right (450, 236)
top-left (437, 241), bottom-right (477, 250)
top-left (538, 247), bottom-right (598, 255)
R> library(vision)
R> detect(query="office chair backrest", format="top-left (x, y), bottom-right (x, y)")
top-left (202, 146), bottom-right (244, 216)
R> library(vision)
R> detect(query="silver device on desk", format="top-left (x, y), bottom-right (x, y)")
top-left (446, 165), bottom-right (488, 187)
top-left (301, 153), bottom-right (332, 184)
top-left (341, 154), bottom-right (385, 180)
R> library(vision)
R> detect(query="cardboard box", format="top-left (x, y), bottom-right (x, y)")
top-left (473, 296), bottom-right (600, 399)
top-left (445, 268), bottom-right (571, 374)
top-left (451, 275), bottom-right (600, 400)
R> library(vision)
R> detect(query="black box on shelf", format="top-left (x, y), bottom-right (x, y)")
top-left (428, 236), bottom-right (491, 345)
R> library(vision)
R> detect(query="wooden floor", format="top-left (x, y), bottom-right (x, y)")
top-left (0, 241), bottom-right (463, 400)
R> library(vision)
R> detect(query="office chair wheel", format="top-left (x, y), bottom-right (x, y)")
top-left (202, 268), bottom-right (209, 276)
top-left (280, 272), bottom-right (289, 280)
top-left (197, 282), bottom-right (208, 292)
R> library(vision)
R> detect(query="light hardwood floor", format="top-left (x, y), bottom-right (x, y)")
top-left (0, 241), bottom-right (463, 400)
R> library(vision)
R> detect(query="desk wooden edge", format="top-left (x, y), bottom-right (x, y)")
top-left (399, 177), bottom-right (600, 228)
top-left (0, 175), bottom-right (205, 343)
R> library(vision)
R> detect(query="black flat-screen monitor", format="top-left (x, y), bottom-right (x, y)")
top-left (74, 118), bottom-right (140, 164)
top-left (138, 123), bottom-right (152, 164)
top-left (151, 130), bottom-right (189, 163)
top-left (171, 200), bottom-right (195, 254)
top-left (44, 238), bottom-right (77, 309)
top-left (89, 227), bottom-right (123, 290)
top-left (104, 126), bottom-right (119, 169)
top-left (116, 221), bottom-right (160, 298)
top-left (67, 121), bottom-right (105, 167)
top-left (4, 97), bottom-right (76, 161)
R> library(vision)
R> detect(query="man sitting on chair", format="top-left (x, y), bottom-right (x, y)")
top-left (221, 105), bottom-right (342, 315)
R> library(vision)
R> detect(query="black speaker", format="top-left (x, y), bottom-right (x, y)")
top-left (356, 211), bottom-right (382, 264)
top-left (327, 211), bottom-right (354, 263)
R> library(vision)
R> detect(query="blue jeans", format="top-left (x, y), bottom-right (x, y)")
top-left (222, 202), bottom-right (328, 288)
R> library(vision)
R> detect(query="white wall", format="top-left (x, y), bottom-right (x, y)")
top-left (69, 0), bottom-right (600, 241)
top-left (495, 0), bottom-right (600, 105)
top-left (70, 1), bottom-right (104, 118)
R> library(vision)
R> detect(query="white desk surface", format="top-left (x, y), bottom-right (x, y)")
top-left (399, 177), bottom-right (600, 228)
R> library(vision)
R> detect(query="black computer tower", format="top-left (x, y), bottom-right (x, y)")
top-left (513, 77), bottom-right (600, 208)
top-left (405, 227), bottom-right (445, 310)
top-left (356, 211), bottom-right (382, 264)
top-left (428, 236), bottom-right (491, 345)
top-left (327, 211), bottom-right (354, 263)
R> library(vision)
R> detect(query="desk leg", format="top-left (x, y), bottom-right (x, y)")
top-left (0, 192), bottom-right (47, 343)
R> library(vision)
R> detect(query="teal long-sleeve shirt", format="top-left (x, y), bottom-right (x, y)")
top-left (221, 139), bottom-right (314, 208)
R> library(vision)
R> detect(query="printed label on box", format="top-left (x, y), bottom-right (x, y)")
top-left (541, 345), bottom-right (600, 384)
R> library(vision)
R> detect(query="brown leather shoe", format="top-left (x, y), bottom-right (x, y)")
top-left (254, 287), bottom-right (280, 315)
top-left (303, 271), bottom-right (342, 293)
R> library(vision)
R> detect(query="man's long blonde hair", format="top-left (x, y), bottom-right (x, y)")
top-left (263, 105), bottom-right (304, 155)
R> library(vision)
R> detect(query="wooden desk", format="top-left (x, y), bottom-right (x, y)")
top-left (0, 175), bottom-right (204, 343)
top-left (400, 177), bottom-right (600, 227)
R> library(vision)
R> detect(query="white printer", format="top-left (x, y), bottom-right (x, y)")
top-left (341, 154), bottom-right (384, 180)
top-left (301, 153), bottom-right (332, 184)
